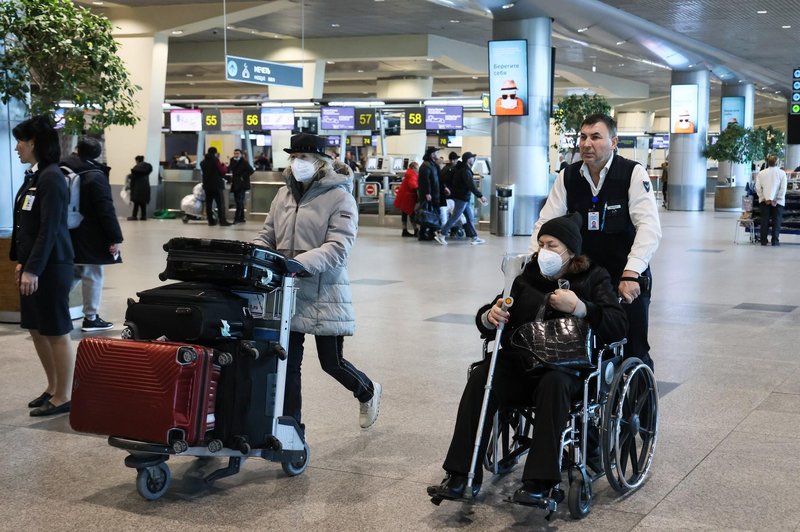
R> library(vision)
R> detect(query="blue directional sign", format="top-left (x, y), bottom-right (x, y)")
top-left (792, 67), bottom-right (800, 115)
top-left (225, 55), bottom-right (303, 88)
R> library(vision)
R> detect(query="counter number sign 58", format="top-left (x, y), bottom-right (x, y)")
top-left (792, 68), bottom-right (800, 114)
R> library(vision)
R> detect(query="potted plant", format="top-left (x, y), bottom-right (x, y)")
top-left (702, 123), bottom-right (751, 186)
top-left (552, 94), bottom-right (611, 162)
top-left (0, 0), bottom-right (140, 135)
top-left (748, 126), bottom-right (786, 171)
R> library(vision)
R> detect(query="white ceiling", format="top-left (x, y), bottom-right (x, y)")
top-left (85, 0), bottom-right (794, 126)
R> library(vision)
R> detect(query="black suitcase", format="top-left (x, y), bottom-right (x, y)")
top-left (124, 282), bottom-right (254, 343)
top-left (214, 339), bottom-right (287, 452)
top-left (159, 238), bottom-right (304, 291)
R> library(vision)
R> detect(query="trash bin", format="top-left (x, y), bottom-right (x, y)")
top-left (495, 184), bottom-right (515, 237)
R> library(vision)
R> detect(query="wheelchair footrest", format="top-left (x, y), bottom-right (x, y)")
top-left (506, 494), bottom-right (559, 514)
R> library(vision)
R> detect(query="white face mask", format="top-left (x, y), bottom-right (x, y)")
top-left (291, 158), bottom-right (318, 182)
top-left (537, 248), bottom-right (568, 278)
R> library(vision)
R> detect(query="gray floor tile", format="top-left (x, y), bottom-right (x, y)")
top-left (733, 302), bottom-right (798, 313)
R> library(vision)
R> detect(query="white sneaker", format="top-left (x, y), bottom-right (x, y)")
top-left (359, 382), bottom-right (382, 428)
top-left (434, 232), bottom-right (448, 245)
top-left (470, 237), bottom-right (486, 245)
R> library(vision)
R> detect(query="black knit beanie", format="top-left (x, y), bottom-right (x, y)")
top-left (538, 212), bottom-right (583, 254)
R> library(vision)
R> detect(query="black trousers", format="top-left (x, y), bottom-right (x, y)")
top-left (284, 332), bottom-right (375, 424)
top-left (204, 187), bottom-right (227, 224)
top-left (759, 203), bottom-right (784, 244)
top-left (615, 269), bottom-right (653, 371)
top-left (233, 190), bottom-right (247, 222)
top-left (442, 354), bottom-right (581, 484)
top-left (131, 201), bottom-right (147, 219)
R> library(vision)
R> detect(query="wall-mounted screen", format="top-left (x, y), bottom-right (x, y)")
top-left (255, 134), bottom-right (272, 147)
top-left (325, 136), bottom-right (340, 146)
top-left (293, 116), bottom-right (317, 134)
top-left (447, 136), bottom-right (463, 148)
top-left (425, 106), bottom-right (463, 130)
top-left (720, 96), bottom-right (745, 129)
top-left (220, 109), bottom-right (244, 131)
top-left (260, 108), bottom-right (295, 130)
top-left (651, 134), bottom-right (670, 150)
top-left (170, 109), bottom-right (203, 132)
top-left (488, 39), bottom-right (528, 116)
top-left (670, 84), bottom-right (699, 134)
top-left (321, 107), bottom-right (355, 130)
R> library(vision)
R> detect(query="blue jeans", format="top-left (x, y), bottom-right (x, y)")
top-left (440, 199), bottom-right (477, 238)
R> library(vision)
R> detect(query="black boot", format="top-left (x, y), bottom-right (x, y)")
top-left (402, 229), bottom-right (414, 237)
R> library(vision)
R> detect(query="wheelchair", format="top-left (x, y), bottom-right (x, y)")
top-left (432, 335), bottom-right (659, 521)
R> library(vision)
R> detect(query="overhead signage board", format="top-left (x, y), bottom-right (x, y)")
top-left (651, 134), bottom-right (670, 150)
top-left (325, 136), bottom-right (340, 146)
top-left (244, 109), bottom-right (261, 129)
top-left (720, 96), bottom-right (745, 129)
top-left (481, 92), bottom-right (490, 113)
top-left (670, 84), bottom-right (699, 134)
top-left (260, 108), bottom-right (295, 130)
top-left (404, 108), bottom-right (426, 130)
top-left (488, 39), bottom-right (528, 116)
top-left (170, 109), bottom-right (202, 132)
top-left (425, 106), bottom-right (463, 130)
top-left (220, 109), bottom-right (244, 131)
top-left (202, 109), bottom-right (221, 131)
top-left (355, 108), bottom-right (377, 130)
top-left (321, 107), bottom-right (355, 130)
top-left (225, 55), bottom-right (303, 88)
top-left (617, 136), bottom-right (636, 149)
top-left (792, 67), bottom-right (800, 114)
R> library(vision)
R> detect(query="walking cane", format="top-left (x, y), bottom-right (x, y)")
top-left (464, 253), bottom-right (531, 499)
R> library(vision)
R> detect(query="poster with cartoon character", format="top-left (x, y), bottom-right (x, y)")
top-left (489, 40), bottom-right (528, 116)
top-left (670, 84), bottom-right (698, 134)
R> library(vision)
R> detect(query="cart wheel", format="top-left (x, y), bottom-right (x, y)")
top-left (136, 463), bottom-right (171, 501)
top-left (281, 442), bottom-right (310, 476)
top-left (172, 440), bottom-right (189, 454)
top-left (182, 215), bottom-right (189, 224)
top-left (120, 326), bottom-right (133, 340)
top-left (567, 469), bottom-right (592, 519)
top-left (207, 439), bottom-right (224, 453)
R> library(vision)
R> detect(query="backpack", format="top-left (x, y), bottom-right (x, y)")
top-left (61, 165), bottom-right (92, 229)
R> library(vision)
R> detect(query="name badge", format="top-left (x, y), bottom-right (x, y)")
top-left (22, 194), bottom-right (35, 211)
top-left (587, 211), bottom-right (600, 231)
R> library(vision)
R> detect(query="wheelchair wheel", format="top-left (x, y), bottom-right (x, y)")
top-left (567, 467), bottom-right (592, 519)
top-left (601, 357), bottom-right (658, 493)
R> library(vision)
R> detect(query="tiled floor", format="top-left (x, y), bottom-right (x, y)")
top-left (1, 204), bottom-right (799, 531)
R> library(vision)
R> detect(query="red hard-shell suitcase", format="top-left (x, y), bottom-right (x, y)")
top-left (70, 338), bottom-right (222, 448)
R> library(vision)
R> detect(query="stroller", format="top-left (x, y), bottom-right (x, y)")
top-left (180, 183), bottom-right (216, 224)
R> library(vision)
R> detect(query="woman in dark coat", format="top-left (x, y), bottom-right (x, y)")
top-left (428, 212), bottom-right (627, 504)
top-left (127, 155), bottom-right (152, 220)
top-left (10, 116), bottom-right (76, 416)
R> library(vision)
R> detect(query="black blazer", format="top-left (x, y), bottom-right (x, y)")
top-left (10, 163), bottom-right (75, 275)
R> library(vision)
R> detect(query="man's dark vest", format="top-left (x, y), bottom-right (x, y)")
top-left (564, 155), bottom-right (639, 281)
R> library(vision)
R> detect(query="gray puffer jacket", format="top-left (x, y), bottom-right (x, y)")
top-left (254, 163), bottom-right (358, 336)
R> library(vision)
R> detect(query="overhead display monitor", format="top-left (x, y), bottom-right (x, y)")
top-left (670, 84), bottom-right (699, 134)
top-left (651, 134), bottom-right (670, 150)
top-left (488, 39), bottom-right (528, 116)
top-left (170, 109), bottom-right (203, 132)
top-left (325, 136), bottom-right (341, 146)
top-left (720, 96), bottom-right (745, 129)
top-left (321, 107), bottom-right (355, 130)
top-left (255, 134), bottom-right (272, 147)
top-left (260, 108), bottom-right (295, 130)
top-left (425, 106), bottom-right (463, 130)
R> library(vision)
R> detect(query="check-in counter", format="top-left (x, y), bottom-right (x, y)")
top-left (249, 171), bottom-right (285, 220)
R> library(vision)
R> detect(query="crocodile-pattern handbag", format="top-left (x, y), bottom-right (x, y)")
top-left (510, 293), bottom-right (593, 373)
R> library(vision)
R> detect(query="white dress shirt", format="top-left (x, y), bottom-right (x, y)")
top-left (528, 154), bottom-right (662, 275)
top-left (755, 167), bottom-right (787, 206)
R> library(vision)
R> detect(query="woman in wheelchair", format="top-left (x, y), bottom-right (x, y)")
top-left (428, 212), bottom-right (627, 505)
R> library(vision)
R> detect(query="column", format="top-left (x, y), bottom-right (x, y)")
top-left (720, 82), bottom-right (755, 185)
top-left (668, 69), bottom-right (709, 211)
top-left (104, 33), bottom-right (169, 188)
top-left (491, 16), bottom-right (552, 235)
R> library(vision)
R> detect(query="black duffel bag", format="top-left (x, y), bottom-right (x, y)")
top-left (414, 200), bottom-right (441, 229)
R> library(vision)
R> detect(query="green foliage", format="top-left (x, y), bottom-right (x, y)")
top-left (0, 0), bottom-right (139, 134)
top-left (702, 124), bottom-right (751, 164)
top-left (551, 94), bottom-right (612, 152)
top-left (748, 125), bottom-right (785, 162)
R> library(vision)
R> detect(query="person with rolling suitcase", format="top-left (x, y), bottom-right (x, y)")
top-left (253, 133), bottom-right (382, 431)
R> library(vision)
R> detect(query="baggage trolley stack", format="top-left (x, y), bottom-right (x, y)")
top-left (70, 238), bottom-right (311, 501)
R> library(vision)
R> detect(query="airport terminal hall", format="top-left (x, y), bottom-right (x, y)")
top-left (3, 0), bottom-right (800, 530)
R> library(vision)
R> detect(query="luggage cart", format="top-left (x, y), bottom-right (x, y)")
top-left (108, 258), bottom-right (311, 501)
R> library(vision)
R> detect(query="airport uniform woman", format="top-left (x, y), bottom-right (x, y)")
top-left (253, 133), bottom-right (382, 431)
top-left (10, 116), bottom-right (76, 416)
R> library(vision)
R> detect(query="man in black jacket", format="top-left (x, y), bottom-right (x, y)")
top-left (228, 149), bottom-right (255, 224)
top-left (63, 137), bottom-right (123, 332)
top-left (435, 152), bottom-right (487, 245)
top-left (200, 147), bottom-right (231, 226)
top-left (127, 155), bottom-right (152, 221)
